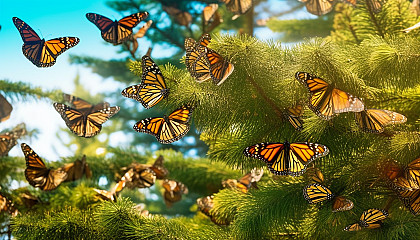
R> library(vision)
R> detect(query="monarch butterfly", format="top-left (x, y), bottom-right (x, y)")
top-left (385, 158), bottom-right (420, 191)
top-left (133, 203), bottom-right (151, 217)
top-left (61, 155), bottom-right (92, 182)
top-left (0, 123), bottom-right (26, 156)
top-left (133, 20), bottom-right (153, 39)
top-left (303, 183), bottom-right (354, 212)
top-left (203, 4), bottom-right (219, 25)
top-left (308, 167), bottom-right (325, 184)
top-left (222, 168), bottom-right (264, 193)
top-left (21, 143), bottom-right (68, 191)
top-left (86, 12), bottom-right (148, 45)
top-left (94, 169), bottom-right (134, 201)
top-left (285, 104), bottom-right (304, 131)
top-left (162, 5), bottom-right (192, 27)
top-left (299, 0), bottom-right (335, 16)
top-left (0, 94), bottom-right (12, 123)
top-left (149, 155), bottom-right (169, 179)
top-left (206, 48), bottom-right (235, 85)
top-left (355, 109), bottom-right (407, 133)
top-left (12, 17), bottom-right (79, 68)
top-left (121, 55), bottom-right (169, 109)
top-left (344, 209), bottom-right (389, 231)
top-left (197, 195), bottom-right (215, 217)
top-left (54, 94), bottom-right (120, 138)
top-left (134, 105), bottom-right (193, 144)
top-left (295, 72), bottom-right (364, 120)
top-left (221, 0), bottom-right (253, 15)
top-left (162, 179), bottom-right (188, 207)
top-left (397, 189), bottom-right (420, 216)
top-left (244, 141), bottom-right (329, 176)
top-left (185, 35), bottom-right (212, 83)
top-left (124, 163), bottom-right (157, 189)
top-left (0, 193), bottom-right (18, 216)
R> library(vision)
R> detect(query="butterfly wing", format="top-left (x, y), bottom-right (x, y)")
top-left (203, 4), bottom-right (219, 24)
top-left (133, 20), bottom-right (152, 39)
top-left (149, 155), bottom-right (169, 179)
top-left (300, 0), bottom-right (335, 16)
top-left (21, 143), bottom-right (67, 191)
top-left (206, 49), bottom-right (234, 85)
top-left (185, 38), bottom-right (211, 82)
top-left (355, 109), bottom-right (407, 133)
top-left (0, 127), bottom-right (24, 156)
top-left (0, 94), bottom-right (13, 122)
top-left (332, 196), bottom-right (354, 212)
top-left (398, 189), bottom-right (420, 216)
top-left (221, 0), bottom-right (253, 15)
top-left (197, 195), bottom-right (215, 217)
top-left (63, 94), bottom-right (93, 110)
top-left (286, 104), bottom-right (304, 131)
top-left (360, 208), bottom-right (388, 228)
top-left (135, 168), bottom-right (157, 188)
top-left (122, 55), bottom-right (168, 109)
top-left (84, 106), bottom-right (120, 138)
top-left (54, 103), bottom-right (85, 137)
top-left (303, 183), bottom-right (334, 204)
top-left (344, 223), bottom-right (363, 231)
top-left (288, 142), bottom-right (329, 176)
top-left (295, 72), bottom-right (364, 120)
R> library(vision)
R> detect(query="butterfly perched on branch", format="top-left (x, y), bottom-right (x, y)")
top-left (303, 183), bottom-right (354, 212)
top-left (222, 168), bottom-right (264, 193)
top-left (0, 94), bottom-right (12, 123)
top-left (94, 169), bottom-right (134, 202)
top-left (124, 163), bottom-right (157, 189)
top-left (121, 55), bottom-right (169, 109)
top-left (86, 12), bottom-right (149, 45)
top-left (0, 123), bottom-right (26, 156)
top-left (21, 143), bottom-right (67, 191)
top-left (244, 141), bottom-right (329, 176)
top-left (355, 109), bottom-right (407, 134)
top-left (54, 94), bottom-right (120, 138)
top-left (295, 72), bottom-right (364, 120)
top-left (61, 155), bottom-right (92, 182)
top-left (344, 209), bottom-right (388, 231)
top-left (134, 105), bottom-right (193, 144)
top-left (162, 179), bottom-right (188, 208)
top-left (12, 17), bottom-right (79, 67)
top-left (149, 155), bottom-right (169, 180)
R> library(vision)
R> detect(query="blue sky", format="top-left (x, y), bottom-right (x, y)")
top-left (0, 0), bottom-right (314, 160)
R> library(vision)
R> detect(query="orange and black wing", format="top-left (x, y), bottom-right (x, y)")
top-left (86, 12), bottom-right (148, 45)
top-left (63, 93), bottom-right (93, 110)
top-left (21, 143), bottom-right (67, 191)
top-left (398, 189), bottom-right (420, 216)
top-left (285, 104), bottom-right (304, 131)
top-left (134, 105), bottom-right (193, 144)
top-left (85, 106), bottom-right (120, 138)
top-left (13, 17), bottom-right (79, 68)
top-left (0, 124), bottom-right (26, 156)
top-left (206, 49), bottom-right (234, 85)
top-left (300, 0), bottom-right (335, 16)
top-left (0, 94), bottom-right (12, 122)
top-left (133, 20), bottom-right (152, 39)
top-left (203, 4), bottom-right (219, 25)
top-left (355, 109), bottom-right (407, 133)
top-left (332, 196), bottom-right (354, 212)
top-left (149, 155), bottom-right (169, 179)
top-left (303, 183), bottom-right (334, 204)
top-left (185, 38), bottom-right (211, 82)
top-left (221, 0), bottom-right (253, 15)
top-left (122, 55), bottom-right (169, 109)
top-left (295, 72), bottom-right (364, 120)
top-left (54, 103), bottom-right (85, 137)
top-left (244, 142), bottom-right (328, 176)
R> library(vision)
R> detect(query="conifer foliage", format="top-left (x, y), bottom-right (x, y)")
top-left (1, 0), bottom-right (420, 239)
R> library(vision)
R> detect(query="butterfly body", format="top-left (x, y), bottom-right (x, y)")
top-left (86, 12), bottom-right (148, 45)
top-left (21, 143), bottom-right (67, 191)
top-left (295, 72), bottom-right (364, 120)
top-left (122, 55), bottom-right (169, 109)
top-left (134, 105), bottom-right (193, 144)
top-left (13, 17), bottom-right (79, 67)
top-left (244, 141), bottom-right (329, 176)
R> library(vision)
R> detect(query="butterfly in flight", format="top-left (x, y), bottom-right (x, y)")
top-left (162, 5), bottom-right (192, 27)
top-left (162, 179), bottom-right (188, 208)
top-left (0, 94), bottom-right (13, 123)
top-left (384, 158), bottom-right (420, 191)
top-left (134, 105), bottom-right (193, 144)
top-left (221, 0), bottom-right (253, 16)
top-left (61, 155), bottom-right (92, 182)
top-left (303, 183), bottom-right (354, 212)
top-left (54, 94), bottom-right (120, 138)
top-left (355, 109), bottom-right (407, 133)
top-left (244, 141), bottom-right (329, 176)
top-left (344, 209), bottom-right (388, 231)
top-left (299, 0), bottom-right (335, 16)
top-left (149, 155), bottom-right (169, 180)
top-left (121, 55), bottom-right (169, 109)
top-left (12, 17), bottom-right (79, 68)
top-left (295, 72), bottom-right (364, 120)
top-left (86, 12), bottom-right (149, 45)
top-left (0, 123), bottom-right (26, 157)
top-left (21, 143), bottom-right (68, 191)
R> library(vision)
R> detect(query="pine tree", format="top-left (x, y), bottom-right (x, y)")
top-left (2, 0), bottom-right (420, 239)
